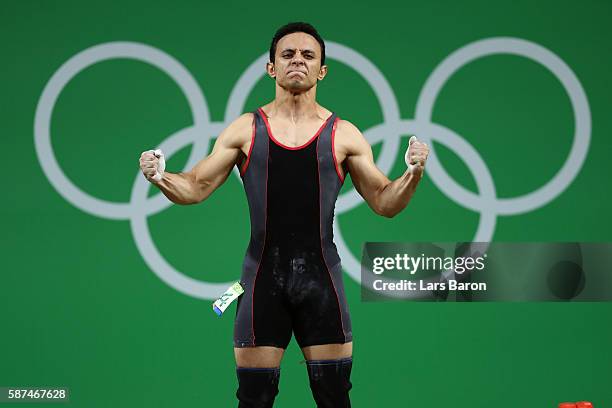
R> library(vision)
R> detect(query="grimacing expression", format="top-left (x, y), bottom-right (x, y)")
top-left (268, 32), bottom-right (327, 92)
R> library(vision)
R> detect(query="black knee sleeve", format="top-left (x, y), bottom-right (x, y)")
top-left (236, 367), bottom-right (280, 408)
top-left (306, 357), bottom-right (353, 408)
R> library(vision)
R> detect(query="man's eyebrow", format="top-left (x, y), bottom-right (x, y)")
top-left (280, 48), bottom-right (316, 54)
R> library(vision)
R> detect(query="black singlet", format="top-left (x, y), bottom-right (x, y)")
top-left (234, 107), bottom-right (352, 349)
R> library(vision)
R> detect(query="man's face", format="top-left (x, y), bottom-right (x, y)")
top-left (268, 32), bottom-right (327, 92)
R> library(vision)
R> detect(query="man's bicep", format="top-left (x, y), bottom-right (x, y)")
top-left (345, 131), bottom-right (390, 207)
top-left (189, 114), bottom-right (251, 191)
top-left (192, 139), bottom-right (239, 180)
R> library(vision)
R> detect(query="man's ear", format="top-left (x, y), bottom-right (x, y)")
top-left (266, 62), bottom-right (276, 78)
top-left (317, 64), bottom-right (328, 81)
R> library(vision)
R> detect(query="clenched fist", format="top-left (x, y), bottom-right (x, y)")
top-left (139, 149), bottom-right (166, 182)
top-left (404, 136), bottom-right (429, 176)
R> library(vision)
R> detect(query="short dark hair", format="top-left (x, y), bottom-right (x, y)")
top-left (269, 22), bottom-right (326, 65)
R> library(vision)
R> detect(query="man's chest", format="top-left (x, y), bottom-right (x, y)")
top-left (265, 116), bottom-right (331, 148)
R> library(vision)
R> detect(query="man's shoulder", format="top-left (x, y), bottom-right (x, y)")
top-left (335, 118), bottom-right (360, 135)
top-left (334, 118), bottom-right (370, 154)
top-left (335, 118), bottom-right (366, 145)
top-left (233, 112), bottom-right (255, 127)
top-left (218, 113), bottom-right (254, 148)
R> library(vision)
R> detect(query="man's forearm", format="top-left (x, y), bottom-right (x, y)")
top-left (153, 171), bottom-right (202, 205)
top-left (375, 170), bottom-right (422, 218)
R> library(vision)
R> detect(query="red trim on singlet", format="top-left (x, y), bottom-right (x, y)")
top-left (316, 137), bottom-right (347, 342)
top-left (250, 135), bottom-right (269, 347)
top-left (240, 114), bottom-right (256, 176)
top-left (330, 117), bottom-right (344, 183)
top-left (258, 107), bottom-right (333, 150)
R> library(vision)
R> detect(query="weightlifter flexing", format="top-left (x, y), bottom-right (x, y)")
top-left (139, 21), bottom-right (429, 408)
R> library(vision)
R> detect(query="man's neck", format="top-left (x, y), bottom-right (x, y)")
top-left (270, 84), bottom-right (322, 123)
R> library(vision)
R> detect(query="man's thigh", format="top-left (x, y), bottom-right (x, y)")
top-left (301, 342), bottom-right (353, 360)
top-left (234, 346), bottom-right (285, 368)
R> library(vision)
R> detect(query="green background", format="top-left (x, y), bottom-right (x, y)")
top-left (2, 0), bottom-right (611, 406)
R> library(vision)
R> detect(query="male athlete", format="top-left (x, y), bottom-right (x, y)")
top-left (139, 22), bottom-right (429, 408)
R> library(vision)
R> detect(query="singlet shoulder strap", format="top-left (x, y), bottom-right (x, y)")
top-left (316, 112), bottom-right (344, 183)
top-left (240, 110), bottom-right (269, 176)
top-left (317, 112), bottom-right (339, 146)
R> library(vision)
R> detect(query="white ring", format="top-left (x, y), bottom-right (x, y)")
top-left (415, 37), bottom-right (591, 215)
top-left (34, 42), bottom-right (213, 219)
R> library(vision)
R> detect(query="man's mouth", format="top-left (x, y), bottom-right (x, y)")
top-left (288, 70), bottom-right (306, 76)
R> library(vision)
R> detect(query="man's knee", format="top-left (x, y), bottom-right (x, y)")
top-left (236, 367), bottom-right (280, 408)
top-left (306, 357), bottom-right (353, 408)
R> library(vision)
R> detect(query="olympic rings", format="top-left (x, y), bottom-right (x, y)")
top-left (34, 38), bottom-right (591, 299)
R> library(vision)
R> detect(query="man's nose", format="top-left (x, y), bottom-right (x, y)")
top-left (291, 53), bottom-right (305, 65)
